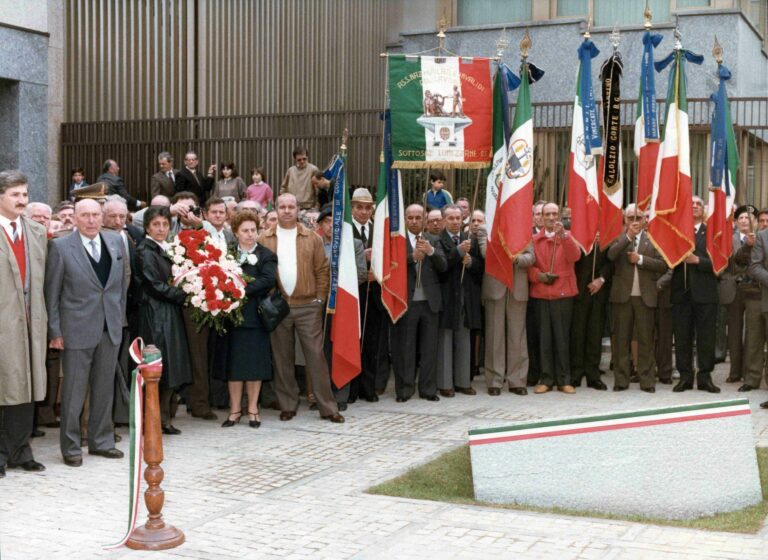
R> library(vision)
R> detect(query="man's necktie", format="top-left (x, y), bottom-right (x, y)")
top-left (89, 239), bottom-right (100, 261)
top-left (168, 170), bottom-right (175, 183)
top-left (453, 235), bottom-right (459, 246)
top-left (360, 225), bottom-right (368, 245)
top-left (10, 221), bottom-right (18, 243)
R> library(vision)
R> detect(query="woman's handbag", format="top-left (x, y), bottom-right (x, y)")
top-left (257, 290), bottom-right (290, 331)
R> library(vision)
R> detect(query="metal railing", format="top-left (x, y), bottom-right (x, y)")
top-left (60, 98), bottom-right (768, 209)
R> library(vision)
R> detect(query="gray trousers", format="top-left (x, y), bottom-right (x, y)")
top-left (270, 302), bottom-right (339, 417)
top-left (613, 297), bottom-right (656, 389)
top-left (437, 322), bottom-right (471, 391)
top-left (744, 300), bottom-right (768, 388)
top-left (484, 296), bottom-right (528, 389)
top-left (60, 330), bottom-right (119, 457)
top-left (0, 403), bottom-right (35, 467)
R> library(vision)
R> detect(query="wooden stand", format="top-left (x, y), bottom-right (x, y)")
top-left (126, 345), bottom-right (185, 550)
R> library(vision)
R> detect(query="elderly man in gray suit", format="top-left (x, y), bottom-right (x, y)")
top-left (748, 221), bottom-right (768, 410)
top-left (45, 199), bottom-right (129, 467)
top-left (0, 170), bottom-right (48, 478)
top-left (476, 219), bottom-right (535, 396)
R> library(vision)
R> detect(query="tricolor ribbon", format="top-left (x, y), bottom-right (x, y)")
top-left (104, 337), bottom-right (159, 548)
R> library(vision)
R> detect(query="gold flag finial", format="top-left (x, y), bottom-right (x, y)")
top-left (712, 36), bottom-right (723, 64)
top-left (520, 29), bottom-right (532, 60)
top-left (583, 16), bottom-right (592, 39)
top-left (643, 1), bottom-right (653, 30)
top-left (610, 24), bottom-right (621, 51)
top-left (341, 128), bottom-right (349, 153)
top-left (495, 28), bottom-right (509, 59)
top-left (437, 17), bottom-right (448, 52)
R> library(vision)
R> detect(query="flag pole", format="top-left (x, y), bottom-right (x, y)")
top-left (636, 3), bottom-right (653, 220)
top-left (460, 168), bottom-right (483, 284)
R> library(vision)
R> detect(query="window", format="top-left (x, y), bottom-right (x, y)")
top-left (593, 0), bottom-right (669, 26)
top-left (676, 0), bottom-right (710, 9)
top-left (457, 0), bottom-right (531, 26)
top-left (557, 0), bottom-right (588, 17)
top-left (745, 0), bottom-right (767, 39)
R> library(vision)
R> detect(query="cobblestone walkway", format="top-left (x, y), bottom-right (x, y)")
top-left (2, 359), bottom-right (768, 559)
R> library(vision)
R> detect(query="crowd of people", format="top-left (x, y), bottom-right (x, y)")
top-left (1, 146), bottom-right (767, 478)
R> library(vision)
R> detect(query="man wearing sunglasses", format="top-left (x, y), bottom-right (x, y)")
top-left (280, 146), bottom-right (319, 210)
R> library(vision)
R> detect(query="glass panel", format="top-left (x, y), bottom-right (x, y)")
top-left (594, 0), bottom-right (669, 26)
top-left (745, 0), bottom-right (766, 39)
top-left (457, 0), bottom-right (532, 26)
top-left (676, 0), bottom-right (710, 8)
top-left (557, 0), bottom-right (588, 17)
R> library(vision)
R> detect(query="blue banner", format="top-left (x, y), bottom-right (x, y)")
top-left (641, 31), bottom-right (663, 141)
top-left (383, 110), bottom-right (401, 232)
top-left (709, 63), bottom-right (732, 195)
top-left (578, 39), bottom-right (602, 156)
top-left (323, 153), bottom-right (346, 311)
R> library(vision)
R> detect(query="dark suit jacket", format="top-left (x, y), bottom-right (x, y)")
top-left (236, 244), bottom-right (278, 329)
top-left (405, 232), bottom-right (447, 314)
top-left (671, 223), bottom-right (719, 305)
top-left (574, 245), bottom-right (613, 304)
top-left (150, 169), bottom-right (179, 198)
top-left (436, 230), bottom-right (484, 330)
top-left (96, 172), bottom-right (141, 211)
top-left (175, 167), bottom-right (214, 202)
top-left (607, 231), bottom-right (667, 307)
top-left (720, 231), bottom-right (746, 305)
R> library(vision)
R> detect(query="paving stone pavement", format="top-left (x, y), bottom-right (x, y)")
top-left (2, 358), bottom-right (768, 560)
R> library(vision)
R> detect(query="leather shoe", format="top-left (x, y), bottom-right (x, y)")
top-left (557, 385), bottom-right (576, 394)
top-left (8, 460), bottom-right (46, 472)
top-left (364, 395), bottom-right (379, 403)
top-left (658, 378), bottom-right (673, 385)
top-left (726, 375), bottom-right (743, 383)
top-left (641, 387), bottom-right (656, 393)
top-left (456, 387), bottom-right (476, 395)
top-left (488, 387), bottom-right (501, 396)
top-left (439, 389), bottom-right (455, 398)
top-left (279, 411), bottom-right (296, 421)
top-left (161, 424), bottom-right (182, 435)
top-left (629, 373), bottom-right (640, 384)
top-left (613, 385), bottom-right (628, 392)
top-left (421, 395), bottom-right (440, 402)
top-left (322, 413), bottom-right (345, 423)
top-left (395, 396), bottom-right (410, 403)
top-left (31, 429), bottom-right (45, 438)
top-left (0, 465), bottom-right (5, 478)
top-left (697, 382), bottom-right (721, 394)
top-left (587, 380), bottom-right (608, 391)
top-left (509, 387), bottom-right (528, 396)
top-left (738, 384), bottom-right (755, 392)
top-left (192, 410), bottom-right (218, 420)
top-left (760, 401), bottom-right (768, 409)
top-left (347, 396), bottom-right (358, 404)
top-left (337, 403), bottom-right (348, 412)
top-left (533, 384), bottom-right (551, 394)
top-left (63, 455), bottom-right (82, 467)
top-left (89, 448), bottom-right (124, 459)
top-left (673, 381), bottom-right (693, 392)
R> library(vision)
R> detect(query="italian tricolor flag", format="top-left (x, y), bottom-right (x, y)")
top-left (567, 65), bottom-right (600, 254)
top-left (648, 50), bottom-right (696, 268)
top-left (329, 155), bottom-right (361, 388)
top-left (372, 126), bottom-right (408, 323)
top-left (634, 88), bottom-right (661, 212)
top-left (486, 63), bottom-right (533, 290)
top-left (388, 55), bottom-right (492, 168)
top-left (706, 64), bottom-right (739, 275)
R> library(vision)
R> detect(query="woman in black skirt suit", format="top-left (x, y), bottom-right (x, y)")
top-left (223, 209), bottom-right (277, 428)
top-left (135, 206), bottom-right (193, 435)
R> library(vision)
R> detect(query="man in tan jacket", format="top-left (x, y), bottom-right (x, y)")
top-left (0, 170), bottom-right (48, 477)
top-left (258, 193), bottom-right (343, 423)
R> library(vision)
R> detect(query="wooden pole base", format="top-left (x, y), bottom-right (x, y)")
top-left (125, 522), bottom-right (185, 550)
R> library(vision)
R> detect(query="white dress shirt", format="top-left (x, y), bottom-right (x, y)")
top-left (80, 232), bottom-right (101, 260)
top-left (0, 214), bottom-right (22, 242)
top-left (276, 225), bottom-right (298, 296)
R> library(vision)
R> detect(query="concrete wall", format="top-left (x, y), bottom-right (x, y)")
top-left (391, 10), bottom-right (768, 105)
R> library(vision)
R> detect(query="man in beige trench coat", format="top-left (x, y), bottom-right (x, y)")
top-left (0, 170), bottom-right (48, 478)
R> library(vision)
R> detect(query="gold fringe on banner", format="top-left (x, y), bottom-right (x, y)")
top-left (392, 161), bottom-right (491, 170)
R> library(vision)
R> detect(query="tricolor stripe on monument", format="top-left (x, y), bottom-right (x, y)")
top-left (468, 400), bottom-right (751, 446)
top-left (388, 54), bottom-right (493, 168)
top-left (647, 48), bottom-right (703, 268)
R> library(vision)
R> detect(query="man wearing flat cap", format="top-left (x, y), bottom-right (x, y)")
top-left (722, 205), bottom-right (758, 389)
top-left (349, 188), bottom-right (390, 401)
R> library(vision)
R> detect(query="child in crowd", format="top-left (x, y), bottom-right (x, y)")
top-left (425, 170), bottom-right (453, 210)
top-left (245, 167), bottom-right (273, 208)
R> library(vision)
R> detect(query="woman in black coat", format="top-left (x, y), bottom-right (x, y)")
top-left (135, 206), bottom-right (193, 435)
top-left (222, 209), bottom-right (277, 428)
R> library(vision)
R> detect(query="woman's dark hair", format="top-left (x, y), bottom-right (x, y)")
top-left (143, 205), bottom-right (172, 233)
top-left (250, 166), bottom-right (267, 183)
top-left (219, 162), bottom-right (239, 179)
top-left (70, 167), bottom-right (85, 176)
